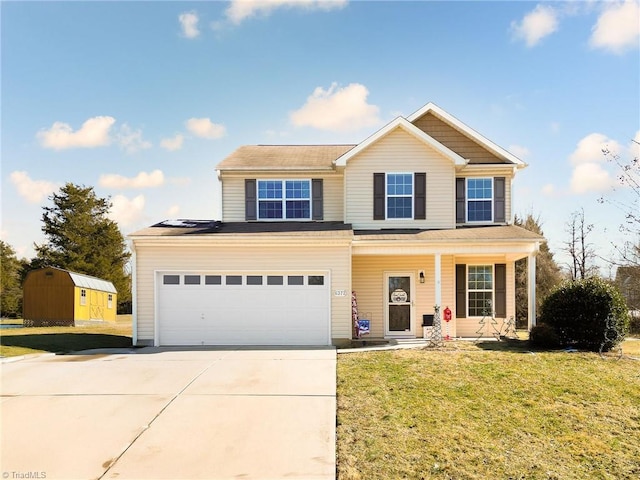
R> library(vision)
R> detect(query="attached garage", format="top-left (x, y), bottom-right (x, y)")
top-left (156, 271), bottom-right (331, 346)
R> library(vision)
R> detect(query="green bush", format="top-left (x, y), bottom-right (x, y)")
top-left (538, 277), bottom-right (629, 352)
top-left (529, 323), bottom-right (562, 349)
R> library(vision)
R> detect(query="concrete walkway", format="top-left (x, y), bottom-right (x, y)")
top-left (1, 347), bottom-right (336, 480)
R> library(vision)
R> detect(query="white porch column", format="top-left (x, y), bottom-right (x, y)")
top-left (527, 252), bottom-right (537, 330)
top-left (435, 253), bottom-right (442, 307)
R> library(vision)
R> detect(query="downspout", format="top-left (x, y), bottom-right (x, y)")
top-left (128, 239), bottom-right (138, 347)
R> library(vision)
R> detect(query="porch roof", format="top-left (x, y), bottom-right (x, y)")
top-left (353, 225), bottom-right (543, 242)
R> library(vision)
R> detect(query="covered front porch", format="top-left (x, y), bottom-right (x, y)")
top-left (350, 226), bottom-right (542, 340)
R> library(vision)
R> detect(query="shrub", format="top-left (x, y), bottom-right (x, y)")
top-left (538, 277), bottom-right (629, 352)
top-left (529, 323), bottom-right (562, 349)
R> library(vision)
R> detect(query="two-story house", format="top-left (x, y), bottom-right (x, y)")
top-left (129, 103), bottom-right (542, 347)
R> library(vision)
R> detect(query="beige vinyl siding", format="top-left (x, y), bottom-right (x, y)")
top-left (458, 171), bottom-right (514, 223)
top-left (134, 241), bottom-right (351, 343)
top-left (454, 256), bottom-right (516, 338)
top-left (352, 254), bottom-right (455, 338)
top-left (220, 172), bottom-right (344, 222)
top-left (413, 112), bottom-right (504, 164)
top-left (345, 129), bottom-right (455, 229)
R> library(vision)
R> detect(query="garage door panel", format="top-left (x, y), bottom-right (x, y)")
top-left (157, 272), bottom-right (330, 346)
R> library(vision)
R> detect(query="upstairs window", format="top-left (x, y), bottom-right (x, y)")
top-left (386, 173), bottom-right (413, 219)
top-left (467, 178), bottom-right (493, 222)
top-left (258, 180), bottom-right (311, 220)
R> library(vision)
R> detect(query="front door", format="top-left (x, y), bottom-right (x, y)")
top-left (385, 273), bottom-right (414, 336)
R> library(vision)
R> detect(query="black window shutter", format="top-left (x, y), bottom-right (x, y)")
top-left (456, 178), bottom-right (466, 224)
top-left (373, 173), bottom-right (385, 220)
top-left (455, 264), bottom-right (466, 318)
top-left (414, 172), bottom-right (426, 220)
top-left (245, 179), bottom-right (257, 221)
top-left (312, 179), bottom-right (323, 220)
top-left (494, 177), bottom-right (506, 223)
top-left (495, 263), bottom-right (507, 317)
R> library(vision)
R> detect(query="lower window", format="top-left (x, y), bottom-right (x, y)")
top-left (468, 265), bottom-right (493, 316)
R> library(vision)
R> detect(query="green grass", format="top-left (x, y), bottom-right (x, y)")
top-left (337, 342), bottom-right (640, 480)
top-left (0, 319), bottom-right (132, 357)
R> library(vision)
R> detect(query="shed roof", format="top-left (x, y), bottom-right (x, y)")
top-left (39, 267), bottom-right (117, 293)
top-left (216, 145), bottom-right (355, 171)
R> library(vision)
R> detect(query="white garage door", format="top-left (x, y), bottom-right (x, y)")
top-left (156, 272), bottom-right (330, 346)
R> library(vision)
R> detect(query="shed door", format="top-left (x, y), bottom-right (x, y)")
top-left (156, 272), bottom-right (330, 346)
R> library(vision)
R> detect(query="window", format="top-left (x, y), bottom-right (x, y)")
top-left (467, 178), bottom-right (493, 222)
top-left (80, 289), bottom-right (87, 306)
top-left (205, 275), bottom-right (222, 285)
top-left (288, 275), bottom-right (304, 285)
top-left (226, 275), bottom-right (242, 285)
top-left (108, 294), bottom-right (113, 309)
top-left (267, 276), bottom-right (284, 285)
top-left (163, 275), bottom-right (180, 285)
top-left (247, 275), bottom-right (263, 285)
top-left (257, 180), bottom-right (311, 220)
top-left (386, 173), bottom-right (413, 219)
top-left (185, 275), bottom-right (201, 285)
top-left (308, 275), bottom-right (324, 286)
top-left (468, 265), bottom-right (493, 317)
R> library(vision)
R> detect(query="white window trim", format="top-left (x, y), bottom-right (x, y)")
top-left (108, 294), bottom-right (113, 309)
top-left (385, 172), bottom-right (414, 220)
top-left (467, 264), bottom-right (494, 318)
top-left (80, 289), bottom-right (87, 306)
top-left (257, 179), bottom-right (312, 221)
top-left (466, 177), bottom-right (494, 223)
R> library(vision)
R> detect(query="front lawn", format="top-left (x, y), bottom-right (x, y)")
top-left (0, 318), bottom-right (132, 357)
top-left (337, 342), bottom-right (640, 479)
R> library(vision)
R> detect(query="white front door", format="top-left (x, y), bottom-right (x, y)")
top-left (385, 273), bottom-right (414, 337)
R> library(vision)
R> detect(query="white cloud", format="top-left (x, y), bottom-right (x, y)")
top-left (160, 134), bottom-right (185, 151)
top-left (116, 124), bottom-right (152, 154)
top-left (590, 0), bottom-right (640, 54)
top-left (179, 11), bottom-right (200, 38)
top-left (541, 183), bottom-right (557, 197)
top-left (569, 133), bottom-right (622, 165)
top-left (290, 82), bottom-right (381, 132)
top-left (98, 170), bottom-right (165, 189)
top-left (510, 4), bottom-right (559, 47)
top-left (508, 145), bottom-right (531, 160)
top-left (10, 171), bottom-right (58, 204)
top-left (109, 194), bottom-right (146, 227)
top-left (570, 162), bottom-right (615, 193)
top-left (166, 205), bottom-right (180, 217)
top-left (186, 118), bottom-right (227, 139)
top-left (37, 116), bottom-right (115, 150)
top-left (225, 0), bottom-right (347, 25)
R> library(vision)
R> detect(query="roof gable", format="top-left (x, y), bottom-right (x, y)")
top-left (30, 267), bottom-right (117, 293)
top-left (334, 117), bottom-right (467, 167)
top-left (407, 103), bottom-right (526, 168)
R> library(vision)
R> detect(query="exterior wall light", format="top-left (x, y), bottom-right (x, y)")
top-left (419, 270), bottom-right (425, 283)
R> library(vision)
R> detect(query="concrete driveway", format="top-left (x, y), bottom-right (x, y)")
top-left (1, 347), bottom-right (336, 480)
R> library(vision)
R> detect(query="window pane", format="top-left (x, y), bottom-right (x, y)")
top-left (247, 275), bottom-right (263, 285)
top-left (469, 292), bottom-right (493, 316)
top-left (267, 276), bottom-right (284, 285)
top-left (184, 275), bottom-right (201, 285)
top-left (285, 180), bottom-right (310, 199)
top-left (286, 200), bottom-right (310, 219)
top-left (468, 178), bottom-right (492, 199)
top-left (163, 275), bottom-right (180, 285)
top-left (468, 200), bottom-right (492, 222)
top-left (387, 197), bottom-right (412, 219)
top-left (308, 275), bottom-right (324, 285)
top-left (387, 174), bottom-right (413, 195)
top-left (205, 275), bottom-right (222, 285)
top-left (288, 275), bottom-right (304, 285)
top-left (226, 275), bottom-right (242, 285)
top-left (258, 181), bottom-right (282, 199)
top-left (259, 201), bottom-right (283, 219)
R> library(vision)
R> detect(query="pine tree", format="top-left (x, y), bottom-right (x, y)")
top-left (514, 214), bottom-right (563, 327)
top-left (0, 240), bottom-right (25, 317)
top-left (32, 183), bottom-right (131, 309)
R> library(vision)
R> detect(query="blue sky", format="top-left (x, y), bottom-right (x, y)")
top-left (2, 0), bottom-right (639, 276)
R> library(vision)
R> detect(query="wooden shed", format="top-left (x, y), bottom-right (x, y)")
top-left (23, 267), bottom-right (118, 327)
